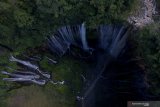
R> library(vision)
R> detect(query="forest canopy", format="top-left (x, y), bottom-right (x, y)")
top-left (0, 0), bottom-right (137, 52)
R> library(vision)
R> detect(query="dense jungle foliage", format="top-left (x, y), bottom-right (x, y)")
top-left (0, 0), bottom-right (137, 52)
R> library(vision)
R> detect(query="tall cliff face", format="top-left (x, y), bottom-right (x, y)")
top-left (94, 41), bottom-right (150, 107)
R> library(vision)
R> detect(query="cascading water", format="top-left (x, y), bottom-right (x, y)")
top-left (78, 25), bottom-right (132, 107)
top-left (47, 23), bottom-right (151, 107)
top-left (47, 23), bottom-right (91, 57)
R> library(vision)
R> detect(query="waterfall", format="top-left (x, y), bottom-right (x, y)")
top-left (79, 25), bottom-right (131, 107)
top-left (47, 23), bottom-right (91, 57)
top-left (47, 24), bottom-right (150, 107)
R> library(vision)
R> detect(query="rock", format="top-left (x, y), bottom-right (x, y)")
top-left (128, 0), bottom-right (157, 28)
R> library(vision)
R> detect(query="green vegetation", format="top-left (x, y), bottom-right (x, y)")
top-left (0, 52), bottom-right (89, 107)
top-left (0, 0), bottom-right (138, 52)
top-left (40, 55), bottom-right (89, 93)
top-left (7, 85), bottom-right (75, 107)
top-left (136, 23), bottom-right (160, 95)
